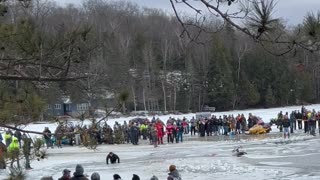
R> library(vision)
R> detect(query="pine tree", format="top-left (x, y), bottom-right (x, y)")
top-left (240, 78), bottom-right (260, 106)
top-left (207, 37), bottom-right (235, 110)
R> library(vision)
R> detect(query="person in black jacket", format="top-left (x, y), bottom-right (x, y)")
top-left (309, 114), bottom-right (317, 136)
top-left (282, 115), bottom-right (290, 139)
top-left (106, 152), bottom-right (120, 165)
top-left (130, 123), bottom-right (139, 145)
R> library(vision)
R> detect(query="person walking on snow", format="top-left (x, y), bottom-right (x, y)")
top-left (8, 136), bottom-right (20, 168)
top-left (156, 120), bottom-right (164, 144)
top-left (176, 122), bottom-right (184, 143)
top-left (22, 136), bottom-right (32, 170)
top-left (166, 123), bottom-right (174, 143)
top-left (190, 117), bottom-right (196, 136)
top-left (4, 130), bottom-right (12, 148)
top-left (43, 127), bottom-right (53, 149)
top-left (282, 115), bottom-right (290, 139)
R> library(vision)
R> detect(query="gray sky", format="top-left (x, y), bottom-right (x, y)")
top-left (55, 0), bottom-right (320, 25)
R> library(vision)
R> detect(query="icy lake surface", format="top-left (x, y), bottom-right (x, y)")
top-left (1, 104), bottom-right (320, 179)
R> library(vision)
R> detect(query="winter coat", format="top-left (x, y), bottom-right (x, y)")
top-left (166, 125), bottom-right (174, 135)
top-left (14, 131), bottom-right (22, 141)
top-left (282, 118), bottom-right (290, 128)
top-left (150, 127), bottom-right (158, 138)
top-left (130, 126), bottom-right (139, 137)
top-left (8, 136), bottom-right (19, 153)
top-left (43, 129), bottom-right (52, 140)
top-left (70, 176), bottom-right (88, 180)
top-left (182, 121), bottom-right (188, 128)
top-left (190, 119), bottom-right (196, 127)
top-left (0, 142), bottom-right (6, 158)
top-left (290, 113), bottom-right (296, 122)
top-left (4, 133), bottom-right (11, 141)
top-left (106, 153), bottom-right (120, 164)
top-left (176, 125), bottom-right (184, 133)
top-left (58, 177), bottom-right (70, 180)
top-left (55, 126), bottom-right (64, 140)
top-left (156, 123), bottom-right (163, 137)
top-left (70, 164), bottom-right (88, 180)
top-left (140, 124), bottom-right (148, 132)
top-left (309, 118), bottom-right (317, 126)
top-left (22, 138), bottom-right (32, 156)
top-left (167, 170), bottom-right (181, 180)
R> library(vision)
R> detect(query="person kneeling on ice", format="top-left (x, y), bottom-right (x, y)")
top-left (106, 152), bottom-right (120, 165)
top-left (232, 146), bottom-right (247, 157)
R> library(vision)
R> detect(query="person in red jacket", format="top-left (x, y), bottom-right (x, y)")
top-left (182, 119), bottom-right (189, 134)
top-left (166, 123), bottom-right (174, 143)
top-left (156, 120), bottom-right (164, 144)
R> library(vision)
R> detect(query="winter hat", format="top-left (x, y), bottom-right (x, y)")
top-left (132, 174), bottom-right (140, 180)
top-left (74, 164), bottom-right (84, 176)
top-left (63, 169), bottom-right (71, 176)
top-left (150, 175), bottom-right (159, 180)
top-left (169, 165), bottom-right (176, 172)
top-left (91, 172), bottom-right (100, 180)
top-left (113, 174), bottom-right (121, 180)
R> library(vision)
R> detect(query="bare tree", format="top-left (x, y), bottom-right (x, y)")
top-left (170, 0), bottom-right (320, 55)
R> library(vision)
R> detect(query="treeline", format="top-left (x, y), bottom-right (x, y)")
top-left (1, 0), bottom-right (320, 114)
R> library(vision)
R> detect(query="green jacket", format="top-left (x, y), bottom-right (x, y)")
top-left (4, 133), bottom-right (11, 141)
top-left (8, 136), bottom-right (19, 152)
top-left (140, 124), bottom-right (148, 131)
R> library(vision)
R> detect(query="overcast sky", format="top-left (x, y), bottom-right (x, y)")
top-left (55, 0), bottom-right (320, 26)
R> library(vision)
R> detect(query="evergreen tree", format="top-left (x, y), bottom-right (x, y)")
top-left (240, 77), bottom-right (260, 107)
top-left (207, 38), bottom-right (235, 110)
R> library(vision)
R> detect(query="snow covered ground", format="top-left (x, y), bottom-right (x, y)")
top-left (3, 103), bottom-right (320, 139)
top-left (1, 104), bottom-right (320, 179)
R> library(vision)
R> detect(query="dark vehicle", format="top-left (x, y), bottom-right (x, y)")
top-left (130, 118), bottom-right (149, 124)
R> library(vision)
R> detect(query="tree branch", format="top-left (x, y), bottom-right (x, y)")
top-left (0, 75), bottom-right (87, 81)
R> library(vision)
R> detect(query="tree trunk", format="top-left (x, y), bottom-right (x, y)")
top-left (162, 80), bottom-right (167, 112)
top-left (198, 90), bottom-right (201, 112)
top-left (173, 86), bottom-right (177, 112)
top-left (143, 88), bottom-right (147, 111)
top-left (122, 102), bottom-right (126, 114)
top-left (131, 86), bottom-right (137, 112)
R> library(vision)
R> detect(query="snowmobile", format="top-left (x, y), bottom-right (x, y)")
top-left (232, 146), bottom-right (247, 157)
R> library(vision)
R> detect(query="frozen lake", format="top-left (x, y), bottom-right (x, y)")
top-left (1, 104), bottom-right (320, 179)
top-left (1, 132), bottom-right (320, 179)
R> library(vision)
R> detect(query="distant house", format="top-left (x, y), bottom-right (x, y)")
top-left (46, 97), bottom-right (90, 118)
